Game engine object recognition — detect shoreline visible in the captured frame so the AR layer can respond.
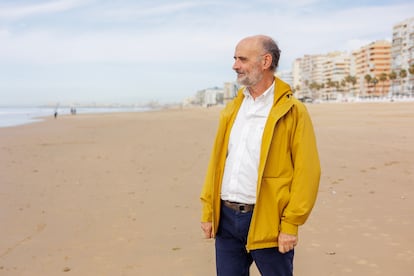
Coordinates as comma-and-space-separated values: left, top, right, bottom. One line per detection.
2, 98, 414, 128
0, 106, 158, 128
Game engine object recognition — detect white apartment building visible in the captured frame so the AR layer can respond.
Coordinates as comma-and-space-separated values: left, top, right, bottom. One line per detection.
294, 52, 350, 101
321, 51, 351, 100
223, 82, 238, 104
391, 16, 414, 96
292, 58, 302, 94
276, 70, 293, 88
296, 54, 324, 99
204, 87, 224, 107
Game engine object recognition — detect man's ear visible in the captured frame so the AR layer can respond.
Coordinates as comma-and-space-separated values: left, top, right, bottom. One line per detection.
262, 53, 272, 70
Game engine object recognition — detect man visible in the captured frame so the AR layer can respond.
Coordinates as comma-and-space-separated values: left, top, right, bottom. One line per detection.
200, 35, 321, 275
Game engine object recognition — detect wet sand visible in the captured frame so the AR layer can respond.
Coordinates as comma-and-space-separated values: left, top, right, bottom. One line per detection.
0, 102, 413, 275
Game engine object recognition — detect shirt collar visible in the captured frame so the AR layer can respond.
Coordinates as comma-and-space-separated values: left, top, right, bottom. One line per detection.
243, 81, 275, 101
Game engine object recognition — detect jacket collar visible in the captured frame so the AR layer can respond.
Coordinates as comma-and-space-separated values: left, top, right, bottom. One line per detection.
222, 76, 293, 120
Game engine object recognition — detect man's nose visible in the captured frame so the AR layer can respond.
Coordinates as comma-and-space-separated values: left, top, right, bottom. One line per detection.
232, 60, 239, 70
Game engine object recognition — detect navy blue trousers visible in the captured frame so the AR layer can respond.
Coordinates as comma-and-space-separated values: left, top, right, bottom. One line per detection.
215, 204, 294, 276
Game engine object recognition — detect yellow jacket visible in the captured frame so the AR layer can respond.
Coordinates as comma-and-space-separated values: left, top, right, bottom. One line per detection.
200, 77, 321, 251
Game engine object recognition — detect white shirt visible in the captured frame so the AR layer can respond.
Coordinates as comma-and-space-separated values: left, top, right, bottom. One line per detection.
221, 81, 275, 204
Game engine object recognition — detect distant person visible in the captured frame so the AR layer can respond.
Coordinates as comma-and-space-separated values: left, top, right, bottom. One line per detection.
200, 35, 321, 275
54, 111, 58, 119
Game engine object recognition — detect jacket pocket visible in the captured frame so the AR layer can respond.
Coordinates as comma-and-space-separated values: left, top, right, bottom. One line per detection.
250, 177, 290, 244
262, 177, 290, 213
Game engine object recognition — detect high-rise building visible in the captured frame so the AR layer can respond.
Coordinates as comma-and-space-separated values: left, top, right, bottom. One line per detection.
321, 51, 351, 100
391, 16, 414, 96
292, 58, 302, 95
275, 70, 293, 88
297, 54, 324, 99
223, 82, 238, 104
352, 40, 391, 97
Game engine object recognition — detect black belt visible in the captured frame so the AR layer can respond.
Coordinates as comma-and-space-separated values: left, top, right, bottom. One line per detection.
222, 200, 255, 213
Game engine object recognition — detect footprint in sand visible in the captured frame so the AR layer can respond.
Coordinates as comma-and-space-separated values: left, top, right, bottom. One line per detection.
384, 161, 399, 166
0, 223, 46, 258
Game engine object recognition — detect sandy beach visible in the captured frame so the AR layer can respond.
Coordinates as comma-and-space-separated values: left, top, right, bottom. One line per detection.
0, 102, 413, 275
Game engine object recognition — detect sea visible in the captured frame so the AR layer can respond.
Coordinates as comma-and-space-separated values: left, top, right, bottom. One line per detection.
0, 106, 153, 128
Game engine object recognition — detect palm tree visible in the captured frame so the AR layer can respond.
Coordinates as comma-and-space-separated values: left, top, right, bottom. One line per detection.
294, 85, 301, 94
346, 75, 357, 97
379, 73, 387, 97
364, 74, 372, 97
389, 71, 397, 97
344, 75, 353, 95
325, 78, 335, 100
372, 77, 379, 97
409, 64, 414, 75
309, 81, 318, 100
399, 69, 407, 95
303, 80, 310, 98
341, 79, 346, 88
334, 81, 340, 100
409, 65, 414, 97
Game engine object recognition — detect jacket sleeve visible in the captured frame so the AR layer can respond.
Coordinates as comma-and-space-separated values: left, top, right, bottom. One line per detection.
200, 112, 226, 223
200, 153, 215, 222
280, 102, 321, 235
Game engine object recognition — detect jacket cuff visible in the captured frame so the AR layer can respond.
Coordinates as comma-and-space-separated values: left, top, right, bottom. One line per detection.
280, 221, 298, 235
201, 204, 212, 222
201, 212, 212, 222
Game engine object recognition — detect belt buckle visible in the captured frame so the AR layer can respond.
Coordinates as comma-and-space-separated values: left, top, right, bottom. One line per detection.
239, 204, 251, 213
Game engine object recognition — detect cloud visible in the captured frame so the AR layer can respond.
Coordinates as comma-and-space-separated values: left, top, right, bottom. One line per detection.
0, 1, 413, 69
0, 0, 86, 20
0, 27, 237, 66
95, 1, 217, 20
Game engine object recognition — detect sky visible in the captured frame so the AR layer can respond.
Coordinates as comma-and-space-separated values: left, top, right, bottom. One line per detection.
0, 0, 413, 106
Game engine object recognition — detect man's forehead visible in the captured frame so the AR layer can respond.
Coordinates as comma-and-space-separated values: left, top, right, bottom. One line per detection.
235, 37, 262, 53
234, 43, 259, 58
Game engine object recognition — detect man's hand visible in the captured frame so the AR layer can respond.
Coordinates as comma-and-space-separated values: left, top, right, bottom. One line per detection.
278, 232, 298, 253
201, 222, 213, 239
